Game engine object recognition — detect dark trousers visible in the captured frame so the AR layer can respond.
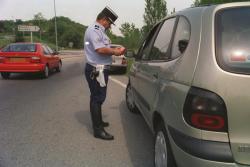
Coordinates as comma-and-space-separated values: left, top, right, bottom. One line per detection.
85, 63, 109, 130
85, 63, 109, 105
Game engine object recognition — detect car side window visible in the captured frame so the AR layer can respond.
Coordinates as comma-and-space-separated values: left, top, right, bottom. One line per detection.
171, 16, 191, 59
42, 46, 50, 55
46, 46, 54, 54
138, 23, 161, 61
149, 18, 176, 60
2, 45, 10, 52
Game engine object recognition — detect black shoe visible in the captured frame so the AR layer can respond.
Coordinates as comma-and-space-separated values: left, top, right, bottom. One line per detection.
94, 129, 114, 140
102, 121, 109, 127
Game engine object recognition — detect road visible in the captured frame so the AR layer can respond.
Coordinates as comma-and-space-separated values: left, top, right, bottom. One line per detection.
0, 51, 154, 167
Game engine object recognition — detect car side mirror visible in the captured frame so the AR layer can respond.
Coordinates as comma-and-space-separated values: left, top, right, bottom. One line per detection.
178, 40, 189, 54
53, 51, 59, 55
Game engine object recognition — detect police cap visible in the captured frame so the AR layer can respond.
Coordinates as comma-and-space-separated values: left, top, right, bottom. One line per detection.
100, 6, 118, 25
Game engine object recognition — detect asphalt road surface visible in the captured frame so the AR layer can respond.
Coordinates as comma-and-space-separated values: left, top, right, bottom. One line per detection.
0, 51, 154, 167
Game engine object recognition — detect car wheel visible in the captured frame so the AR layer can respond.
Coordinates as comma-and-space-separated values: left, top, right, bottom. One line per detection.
1, 72, 10, 79
155, 122, 176, 167
56, 61, 62, 72
126, 82, 139, 113
42, 65, 49, 78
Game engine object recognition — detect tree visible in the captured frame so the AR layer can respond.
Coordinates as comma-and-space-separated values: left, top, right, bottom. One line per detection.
143, 0, 167, 36
0, 20, 15, 34
119, 23, 141, 50
33, 13, 46, 30
120, 23, 132, 37
15, 33, 24, 42
46, 16, 86, 49
60, 28, 83, 49
170, 8, 176, 14
106, 30, 125, 48
0, 21, 4, 33
34, 13, 46, 23
193, 0, 200, 6
33, 13, 46, 41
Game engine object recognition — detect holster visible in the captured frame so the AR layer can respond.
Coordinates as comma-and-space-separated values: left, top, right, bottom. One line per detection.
90, 68, 99, 80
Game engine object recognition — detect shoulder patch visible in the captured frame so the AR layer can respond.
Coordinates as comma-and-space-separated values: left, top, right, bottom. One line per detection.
94, 25, 100, 30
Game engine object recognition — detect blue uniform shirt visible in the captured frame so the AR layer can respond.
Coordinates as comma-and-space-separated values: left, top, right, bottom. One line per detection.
84, 22, 112, 65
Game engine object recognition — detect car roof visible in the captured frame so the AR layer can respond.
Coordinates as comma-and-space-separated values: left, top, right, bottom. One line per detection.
163, 2, 250, 20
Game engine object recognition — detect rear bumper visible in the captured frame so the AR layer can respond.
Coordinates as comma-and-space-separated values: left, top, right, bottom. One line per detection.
0, 63, 46, 72
167, 126, 247, 167
109, 64, 127, 71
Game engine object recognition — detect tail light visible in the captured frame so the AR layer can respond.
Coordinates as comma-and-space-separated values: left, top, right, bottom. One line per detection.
122, 58, 127, 65
30, 56, 41, 63
183, 87, 228, 132
0, 56, 5, 63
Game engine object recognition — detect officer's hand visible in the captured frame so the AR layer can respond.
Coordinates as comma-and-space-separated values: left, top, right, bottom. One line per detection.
113, 47, 126, 56
119, 47, 126, 55
113, 48, 123, 56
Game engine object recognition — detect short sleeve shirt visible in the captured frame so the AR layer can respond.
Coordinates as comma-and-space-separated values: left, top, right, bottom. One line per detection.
84, 22, 112, 65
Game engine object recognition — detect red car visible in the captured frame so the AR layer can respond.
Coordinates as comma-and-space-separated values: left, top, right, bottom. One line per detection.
0, 43, 62, 79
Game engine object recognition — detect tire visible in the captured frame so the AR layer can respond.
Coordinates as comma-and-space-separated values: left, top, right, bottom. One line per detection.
42, 65, 49, 78
126, 82, 139, 113
155, 122, 176, 167
56, 61, 62, 72
1, 72, 10, 79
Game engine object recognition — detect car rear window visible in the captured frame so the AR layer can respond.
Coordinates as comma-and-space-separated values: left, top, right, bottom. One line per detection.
2, 44, 36, 52
216, 7, 250, 74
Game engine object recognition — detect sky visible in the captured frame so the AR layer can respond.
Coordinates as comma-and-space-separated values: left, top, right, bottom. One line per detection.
0, 0, 194, 36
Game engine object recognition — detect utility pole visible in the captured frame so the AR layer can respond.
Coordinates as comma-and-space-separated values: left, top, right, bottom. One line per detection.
39, 19, 41, 41
53, 0, 58, 51
11, 16, 15, 40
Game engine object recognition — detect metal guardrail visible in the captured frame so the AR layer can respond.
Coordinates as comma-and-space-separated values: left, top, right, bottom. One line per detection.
59, 50, 83, 55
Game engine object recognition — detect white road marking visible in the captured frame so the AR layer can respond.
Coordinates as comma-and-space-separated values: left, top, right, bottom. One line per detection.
109, 77, 126, 88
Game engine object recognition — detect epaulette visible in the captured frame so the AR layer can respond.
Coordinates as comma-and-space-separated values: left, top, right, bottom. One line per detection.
94, 25, 100, 30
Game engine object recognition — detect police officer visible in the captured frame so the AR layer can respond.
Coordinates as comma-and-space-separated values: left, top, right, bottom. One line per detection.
84, 7, 125, 140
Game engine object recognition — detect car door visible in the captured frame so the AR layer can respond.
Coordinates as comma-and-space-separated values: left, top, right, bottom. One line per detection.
46, 45, 58, 68
42, 45, 53, 68
134, 18, 177, 123
130, 23, 162, 115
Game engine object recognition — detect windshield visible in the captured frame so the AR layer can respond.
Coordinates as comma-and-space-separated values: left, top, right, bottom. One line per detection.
216, 7, 250, 74
2, 44, 36, 52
